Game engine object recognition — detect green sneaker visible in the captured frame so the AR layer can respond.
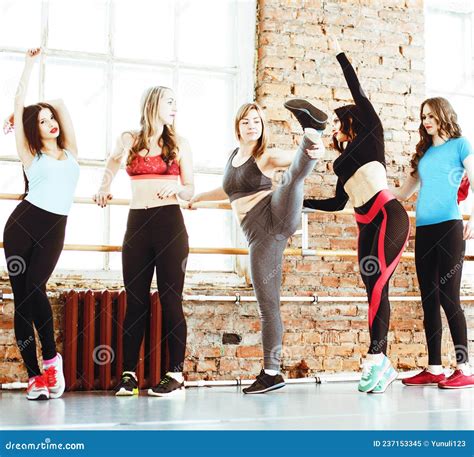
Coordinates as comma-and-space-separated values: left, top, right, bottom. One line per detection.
370, 366, 398, 394
358, 356, 391, 393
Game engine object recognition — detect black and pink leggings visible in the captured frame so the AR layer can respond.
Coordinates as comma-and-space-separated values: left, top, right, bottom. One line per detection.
355, 190, 410, 354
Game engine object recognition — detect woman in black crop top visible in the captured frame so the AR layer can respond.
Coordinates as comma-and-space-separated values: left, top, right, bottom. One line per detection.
304, 36, 410, 394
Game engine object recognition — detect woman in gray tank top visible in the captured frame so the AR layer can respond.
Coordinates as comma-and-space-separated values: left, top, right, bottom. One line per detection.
189, 100, 327, 393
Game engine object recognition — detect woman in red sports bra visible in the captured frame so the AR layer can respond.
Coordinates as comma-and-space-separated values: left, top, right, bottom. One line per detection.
94, 86, 194, 398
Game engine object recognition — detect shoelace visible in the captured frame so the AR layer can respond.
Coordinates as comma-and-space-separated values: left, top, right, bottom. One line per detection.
42, 366, 57, 387
30, 375, 48, 390
159, 376, 172, 385
361, 363, 375, 377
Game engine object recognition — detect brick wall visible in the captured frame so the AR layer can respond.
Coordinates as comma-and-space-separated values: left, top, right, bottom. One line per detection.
1, 0, 473, 384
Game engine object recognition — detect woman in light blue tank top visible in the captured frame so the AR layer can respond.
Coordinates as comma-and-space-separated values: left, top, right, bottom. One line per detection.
2, 48, 79, 400
393, 97, 474, 389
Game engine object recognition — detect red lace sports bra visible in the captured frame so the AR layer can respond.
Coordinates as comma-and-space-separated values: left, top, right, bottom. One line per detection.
126, 154, 180, 179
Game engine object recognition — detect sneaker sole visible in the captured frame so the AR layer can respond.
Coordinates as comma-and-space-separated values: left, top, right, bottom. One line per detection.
438, 384, 474, 390
147, 387, 185, 397
115, 388, 139, 396
243, 382, 286, 395
402, 382, 441, 387
27, 393, 49, 401
284, 99, 328, 124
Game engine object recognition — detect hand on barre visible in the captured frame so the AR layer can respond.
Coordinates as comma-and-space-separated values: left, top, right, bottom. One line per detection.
93, 190, 113, 208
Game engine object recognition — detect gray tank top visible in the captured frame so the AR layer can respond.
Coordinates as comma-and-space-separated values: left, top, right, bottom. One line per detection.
222, 148, 272, 203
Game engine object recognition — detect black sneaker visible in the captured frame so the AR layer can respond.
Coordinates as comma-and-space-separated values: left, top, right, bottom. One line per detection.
284, 99, 328, 131
148, 374, 185, 397
243, 369, 286, 394
114, 372, 139, 396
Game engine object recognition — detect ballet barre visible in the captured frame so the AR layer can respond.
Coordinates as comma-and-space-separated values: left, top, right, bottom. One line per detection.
1, 193, 473, 260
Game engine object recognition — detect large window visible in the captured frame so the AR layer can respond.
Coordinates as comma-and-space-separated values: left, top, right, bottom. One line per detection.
0, 0, 257, 274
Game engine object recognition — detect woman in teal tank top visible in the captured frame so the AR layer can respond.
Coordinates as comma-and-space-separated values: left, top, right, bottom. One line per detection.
2, 48, 79, 401
393, 97, 474, 389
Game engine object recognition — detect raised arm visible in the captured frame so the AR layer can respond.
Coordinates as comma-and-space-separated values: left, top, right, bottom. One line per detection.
329, 36, 380, 126
14, 48, 41, 168
45, 99, 78, 158
303, 178, 349, 212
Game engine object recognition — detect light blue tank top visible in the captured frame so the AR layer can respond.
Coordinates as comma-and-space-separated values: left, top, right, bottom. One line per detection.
25, 150, 80, 216
416, 137, 473, 227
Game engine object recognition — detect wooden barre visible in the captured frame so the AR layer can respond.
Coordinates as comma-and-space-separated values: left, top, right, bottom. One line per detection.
2, 241, 473, 261
0, 192, 471, 221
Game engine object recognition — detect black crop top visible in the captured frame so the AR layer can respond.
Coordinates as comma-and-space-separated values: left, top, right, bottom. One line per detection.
222, 148, 273, 203
304, 52, 385, 212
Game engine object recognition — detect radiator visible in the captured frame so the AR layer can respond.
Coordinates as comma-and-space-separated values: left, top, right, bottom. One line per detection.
62, 290, 167, 391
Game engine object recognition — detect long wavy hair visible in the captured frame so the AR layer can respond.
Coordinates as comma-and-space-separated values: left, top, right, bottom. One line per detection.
126, 86, 179, 166
21, 103, 66, 198
234, 103, 268, 159
410, 97, 462, 177
332, 104, 365, 153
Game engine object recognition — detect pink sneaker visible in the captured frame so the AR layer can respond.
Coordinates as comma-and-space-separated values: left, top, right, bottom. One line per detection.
27, 375, 49, 401
402, 369, 446, 386
438, 370, 474, 389
42, 353, 66, 399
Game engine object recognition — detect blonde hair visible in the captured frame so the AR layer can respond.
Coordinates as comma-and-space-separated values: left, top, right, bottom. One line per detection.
126, 86, 179, 166
234, 103, 268, 159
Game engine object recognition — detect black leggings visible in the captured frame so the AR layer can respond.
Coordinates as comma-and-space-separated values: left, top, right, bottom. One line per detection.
415, 220, 468, 365
3, 200, 66, 378
122, 204, 189, 373
355, 190, 410, 355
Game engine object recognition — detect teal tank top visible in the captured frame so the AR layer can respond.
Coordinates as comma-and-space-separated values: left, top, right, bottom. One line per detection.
24, 150, 80, 216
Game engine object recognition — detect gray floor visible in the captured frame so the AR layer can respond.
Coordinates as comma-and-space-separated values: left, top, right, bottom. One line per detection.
1, 381, 473, 430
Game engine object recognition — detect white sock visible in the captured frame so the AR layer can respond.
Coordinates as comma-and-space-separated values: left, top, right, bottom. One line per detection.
264, 369, 279, 376
167, 372, 184, 383
427, 365, 443, 375
457, 363, 472, 376
123, 371, 137, 380
366, 353, 384, 364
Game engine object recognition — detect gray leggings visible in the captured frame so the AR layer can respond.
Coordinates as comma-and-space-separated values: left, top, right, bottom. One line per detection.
240, 135, 316, 370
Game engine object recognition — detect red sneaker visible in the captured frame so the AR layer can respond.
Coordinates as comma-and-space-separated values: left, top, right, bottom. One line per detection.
438, 370, 474, 389
402, 369, 446, 386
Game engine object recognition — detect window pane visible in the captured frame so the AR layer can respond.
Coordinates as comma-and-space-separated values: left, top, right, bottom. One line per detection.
0, 161, 24, 194
111, 64, 173, 142
113, 0, 175, 61
184, 173, 233, 271
57, 204, 105, 270
43, 58, 107, 160
177, 0, 236, 67
425, 11, 467, 90
0, 54, 40, 159
177, 71, 235, 169
48, 0, 108, 53
0, 0, 41, 49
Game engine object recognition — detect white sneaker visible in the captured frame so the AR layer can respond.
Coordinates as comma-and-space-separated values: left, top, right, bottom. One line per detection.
43, 353, 65, 399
